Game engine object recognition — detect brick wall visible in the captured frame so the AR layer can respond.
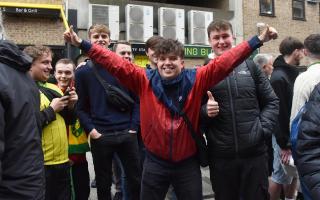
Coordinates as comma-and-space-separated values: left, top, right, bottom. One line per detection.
3, 15, 65, 45
1, 0, 65, 45
243, 0, 320, 55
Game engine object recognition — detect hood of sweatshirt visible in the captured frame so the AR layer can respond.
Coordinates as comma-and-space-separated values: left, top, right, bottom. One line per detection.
0, 40, 32, 72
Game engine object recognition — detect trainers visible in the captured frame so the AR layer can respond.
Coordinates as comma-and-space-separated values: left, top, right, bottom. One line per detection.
91, 179, 96, 188
113, 192, 123, 200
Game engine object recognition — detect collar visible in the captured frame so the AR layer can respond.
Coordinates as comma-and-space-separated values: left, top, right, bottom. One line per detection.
146, 69, 196, 115
308, 62, 320, 71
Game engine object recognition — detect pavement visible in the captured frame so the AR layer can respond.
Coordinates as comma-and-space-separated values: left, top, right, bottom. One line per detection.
86, 152, 215, 200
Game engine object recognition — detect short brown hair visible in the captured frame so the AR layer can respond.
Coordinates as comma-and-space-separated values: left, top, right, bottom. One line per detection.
88, 24, 111, 38
145, 35, 164, 51
55, 58, 75, 70
207, 19, 233, 38
304, 34, 320, 56
279, 36, 304, 56
112, 40, 131, 52
23, 45, 52, 62
154, 39, 184, 59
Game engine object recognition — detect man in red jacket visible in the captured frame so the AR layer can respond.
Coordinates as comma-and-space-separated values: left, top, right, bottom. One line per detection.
64, 25, 277, 200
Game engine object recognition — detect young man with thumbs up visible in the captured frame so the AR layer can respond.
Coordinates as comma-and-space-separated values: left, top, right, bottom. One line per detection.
201, 20, 279, 200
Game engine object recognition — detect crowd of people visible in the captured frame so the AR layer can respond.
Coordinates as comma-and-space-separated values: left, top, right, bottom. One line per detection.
1, 8, 320, 200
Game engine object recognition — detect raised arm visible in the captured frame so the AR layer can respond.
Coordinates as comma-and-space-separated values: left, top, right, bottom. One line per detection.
196, 26, 278, 92
64, 26, 145, 95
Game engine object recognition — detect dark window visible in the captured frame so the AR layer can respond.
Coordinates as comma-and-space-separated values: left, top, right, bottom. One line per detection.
260, 0, 275, 16
293, 0, 305, 20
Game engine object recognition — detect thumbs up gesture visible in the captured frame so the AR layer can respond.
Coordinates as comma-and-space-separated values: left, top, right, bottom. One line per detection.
206, 91, 219, 118
258, 25, 278, 43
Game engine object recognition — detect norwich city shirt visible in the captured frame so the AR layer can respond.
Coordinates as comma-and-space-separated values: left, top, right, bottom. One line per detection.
39, 82, 69, 165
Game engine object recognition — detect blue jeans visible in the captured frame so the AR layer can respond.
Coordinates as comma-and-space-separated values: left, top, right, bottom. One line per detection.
141, 152, 202, 200
91, 130, 141, 200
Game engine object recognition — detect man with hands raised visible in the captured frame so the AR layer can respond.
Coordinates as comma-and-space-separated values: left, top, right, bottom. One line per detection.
64, 22, 277, 199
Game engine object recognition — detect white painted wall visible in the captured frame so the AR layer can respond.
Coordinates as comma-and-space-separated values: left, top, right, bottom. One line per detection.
0, 12, 5, 40
229, 0, 243, 44
67, 0, 89, 29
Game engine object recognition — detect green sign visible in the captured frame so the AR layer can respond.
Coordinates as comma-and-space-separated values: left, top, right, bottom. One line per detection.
184, 45, 212, 58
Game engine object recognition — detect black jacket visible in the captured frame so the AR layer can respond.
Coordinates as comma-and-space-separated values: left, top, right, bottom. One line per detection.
0, 40, 45, 199
201, 60, 279, 158
296, 83, 320, 199
270, 55, 299, 149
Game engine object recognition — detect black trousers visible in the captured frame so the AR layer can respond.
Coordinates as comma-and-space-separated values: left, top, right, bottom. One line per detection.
209, 153, 269, 200
141, 153, 202, 200
71, 161, 90, 200
45, 162, 71, 200
90, 130, 141, 200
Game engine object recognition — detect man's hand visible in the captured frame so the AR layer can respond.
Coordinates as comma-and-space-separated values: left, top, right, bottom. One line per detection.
280, 148, 292, 165
206, 91, 219, 118
89, 128, 102, 139
67, 87, 78, 109
258, 25, 278, 43
63, 25, 82, 47
50, 96, 69, 112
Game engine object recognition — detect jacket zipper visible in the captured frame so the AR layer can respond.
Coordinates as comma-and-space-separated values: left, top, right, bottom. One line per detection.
233, 71, 239, 97
169, 113, 174, 161
227, 75, 239, 154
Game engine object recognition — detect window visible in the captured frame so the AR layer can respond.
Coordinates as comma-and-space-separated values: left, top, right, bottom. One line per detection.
260, 0, 275, 16
293, 0, 305, 20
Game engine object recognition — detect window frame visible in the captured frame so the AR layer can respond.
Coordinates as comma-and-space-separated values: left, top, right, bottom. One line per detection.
259, 0, 275, 17
292, 0, 306, 21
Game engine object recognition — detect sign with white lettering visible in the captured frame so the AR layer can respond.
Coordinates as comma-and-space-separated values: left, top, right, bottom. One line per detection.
0, 7, 60, 18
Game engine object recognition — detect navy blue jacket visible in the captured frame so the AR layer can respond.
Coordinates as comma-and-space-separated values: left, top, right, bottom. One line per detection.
75, 61, 140, 134
296, 82, 320, 198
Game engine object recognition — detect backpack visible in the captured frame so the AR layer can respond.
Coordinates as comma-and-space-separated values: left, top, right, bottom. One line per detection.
290, 105, 306, 160
290, 105, 313, 200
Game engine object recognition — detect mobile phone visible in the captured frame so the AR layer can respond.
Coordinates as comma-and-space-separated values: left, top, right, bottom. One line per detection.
64, 88, 70, 96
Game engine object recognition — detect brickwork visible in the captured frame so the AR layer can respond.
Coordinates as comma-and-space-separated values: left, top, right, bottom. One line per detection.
3, 15, 65, 45
243, 0, 320, 55
1, 0, 65, 45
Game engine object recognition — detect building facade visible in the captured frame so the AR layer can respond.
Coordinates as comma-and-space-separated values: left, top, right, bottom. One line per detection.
243, 0, 320, 57
1, 0, 319, 66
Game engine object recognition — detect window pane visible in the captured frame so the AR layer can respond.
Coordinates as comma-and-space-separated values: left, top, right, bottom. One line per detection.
293, 1, 304, 19
260, 0, 273, 15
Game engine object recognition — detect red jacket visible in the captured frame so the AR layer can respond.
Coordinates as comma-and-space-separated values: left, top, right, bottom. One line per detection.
83, 39, 256, 162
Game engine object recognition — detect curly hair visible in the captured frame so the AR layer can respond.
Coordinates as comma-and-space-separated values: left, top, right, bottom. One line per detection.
23, 45, 53, 62
154, 39, 184, 59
